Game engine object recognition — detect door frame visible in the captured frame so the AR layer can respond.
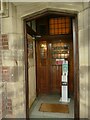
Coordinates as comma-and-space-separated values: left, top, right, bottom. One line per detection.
24, 9, 79, 119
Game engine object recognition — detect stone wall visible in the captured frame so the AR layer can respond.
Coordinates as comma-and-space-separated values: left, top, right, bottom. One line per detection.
0, 3, 26, 118
78, 6, 89, 118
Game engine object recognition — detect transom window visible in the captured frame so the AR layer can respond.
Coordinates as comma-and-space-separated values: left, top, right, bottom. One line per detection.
29, 16, 72, 36
49, 17, 71, 35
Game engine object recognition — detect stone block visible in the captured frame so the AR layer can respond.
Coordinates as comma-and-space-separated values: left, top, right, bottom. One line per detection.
2, 67, 10, 82
8, 34, 24, 50
0, 34, 9, 50
0, 51, 2, 66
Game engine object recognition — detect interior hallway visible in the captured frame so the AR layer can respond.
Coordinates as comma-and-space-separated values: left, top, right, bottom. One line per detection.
29, 94, 74, 118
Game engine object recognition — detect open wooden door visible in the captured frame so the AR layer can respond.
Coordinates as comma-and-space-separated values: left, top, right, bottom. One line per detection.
36, 40, 49, 94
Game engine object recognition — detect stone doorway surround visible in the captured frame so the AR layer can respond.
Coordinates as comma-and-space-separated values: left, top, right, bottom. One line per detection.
24, 7, 79, 119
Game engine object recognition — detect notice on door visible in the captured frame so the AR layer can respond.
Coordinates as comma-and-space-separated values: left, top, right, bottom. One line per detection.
56, 59, 64, 65
62, 63, 68, 73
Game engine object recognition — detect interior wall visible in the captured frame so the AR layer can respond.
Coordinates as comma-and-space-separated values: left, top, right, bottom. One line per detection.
27, 34, 36, 108
0, 2, 89, 119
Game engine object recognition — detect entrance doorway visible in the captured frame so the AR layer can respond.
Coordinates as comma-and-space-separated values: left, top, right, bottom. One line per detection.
36, 36, 74, 96
24, 9, 79, 119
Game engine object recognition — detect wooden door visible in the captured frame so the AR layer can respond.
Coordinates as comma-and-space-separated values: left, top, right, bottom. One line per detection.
36, 40, 49, 94
48, 42, 62, 94
36, 37, 74, 95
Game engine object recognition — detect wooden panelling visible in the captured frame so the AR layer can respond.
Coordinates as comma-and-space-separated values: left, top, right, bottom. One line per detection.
50, 65, 62, 94
36, 36, 74, 95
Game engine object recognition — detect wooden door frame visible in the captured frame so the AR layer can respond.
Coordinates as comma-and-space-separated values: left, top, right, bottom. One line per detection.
24, 20, 29, 118
23, 9, 79, 119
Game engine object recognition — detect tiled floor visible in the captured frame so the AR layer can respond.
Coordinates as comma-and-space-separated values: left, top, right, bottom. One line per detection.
29, 94, 74, 118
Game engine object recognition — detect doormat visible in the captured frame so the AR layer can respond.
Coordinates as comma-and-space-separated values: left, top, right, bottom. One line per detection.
39, 103, 69, 113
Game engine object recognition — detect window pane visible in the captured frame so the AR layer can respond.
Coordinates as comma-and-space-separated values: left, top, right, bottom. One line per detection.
50, 29, 54, 35
49, 17, 71, 35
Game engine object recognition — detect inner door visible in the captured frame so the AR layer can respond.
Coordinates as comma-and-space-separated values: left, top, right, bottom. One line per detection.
36, 40, 49, 94
49, 41, 62, 94
36, 37, 73, 95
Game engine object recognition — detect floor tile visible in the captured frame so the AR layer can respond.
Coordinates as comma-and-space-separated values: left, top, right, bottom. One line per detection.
29, 94, 74, 118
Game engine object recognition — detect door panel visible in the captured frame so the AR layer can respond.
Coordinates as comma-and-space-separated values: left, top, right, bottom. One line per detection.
50, 65, 62, 93
36, 41, 49, 94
